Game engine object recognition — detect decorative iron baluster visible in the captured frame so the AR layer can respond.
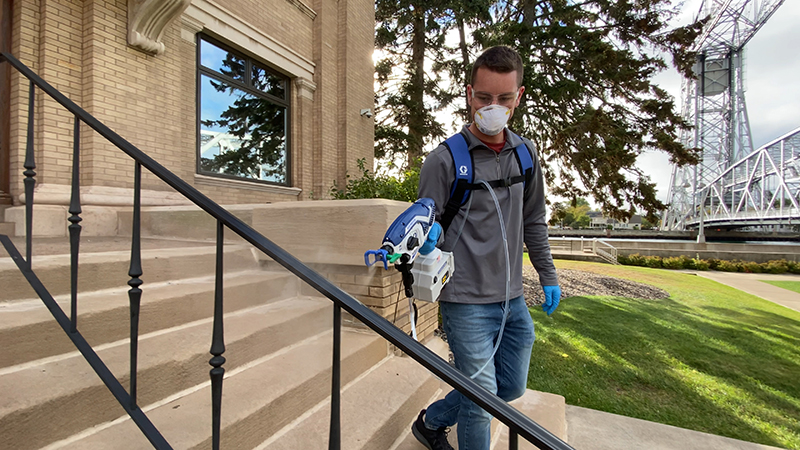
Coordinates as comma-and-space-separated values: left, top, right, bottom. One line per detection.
209, 220, 226, 450
509, 430, 518, 449
23, 81, 36, 267
128, 161, 143, 409
68, 116, 82, 333
329, 304, 341, 450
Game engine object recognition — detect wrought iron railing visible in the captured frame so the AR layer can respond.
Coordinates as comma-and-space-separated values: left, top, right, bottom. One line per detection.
0, 51, 574, 450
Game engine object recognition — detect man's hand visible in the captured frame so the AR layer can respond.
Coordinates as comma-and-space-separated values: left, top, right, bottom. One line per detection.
419, 222, 441, 255
541, 285, 561, 315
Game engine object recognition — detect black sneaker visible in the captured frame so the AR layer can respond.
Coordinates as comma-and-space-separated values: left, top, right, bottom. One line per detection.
411, 409, 454, 450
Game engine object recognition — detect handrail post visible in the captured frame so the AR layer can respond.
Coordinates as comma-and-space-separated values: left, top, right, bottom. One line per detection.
23, 80, 36, 267
127, 162, 143, 409
68, 116, 82, 333
329, 303, 341, 450
209, 220, 227, 450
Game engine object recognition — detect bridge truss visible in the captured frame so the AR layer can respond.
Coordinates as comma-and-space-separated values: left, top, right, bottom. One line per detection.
686, 127, 800, 229
662, 0, 791, 230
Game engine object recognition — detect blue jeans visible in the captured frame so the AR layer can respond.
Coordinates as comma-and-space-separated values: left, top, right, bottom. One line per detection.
424, 295, 535, 450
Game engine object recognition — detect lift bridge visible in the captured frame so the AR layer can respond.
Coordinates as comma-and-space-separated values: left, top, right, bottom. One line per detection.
662, 0, 798, 232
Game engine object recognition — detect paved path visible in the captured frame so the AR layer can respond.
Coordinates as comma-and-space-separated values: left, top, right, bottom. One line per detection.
695, 271, 800, 313
567, 406, 786, 450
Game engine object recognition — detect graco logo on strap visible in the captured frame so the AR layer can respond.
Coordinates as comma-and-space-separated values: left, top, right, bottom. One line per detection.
459, 165, 468, 175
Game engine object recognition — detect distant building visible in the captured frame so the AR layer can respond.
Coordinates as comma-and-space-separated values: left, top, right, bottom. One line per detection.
590, 212, 643, 230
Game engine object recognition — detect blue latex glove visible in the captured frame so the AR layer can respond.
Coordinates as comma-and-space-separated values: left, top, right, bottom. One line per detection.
542, 285, 561, 315
419, 222, 441, 255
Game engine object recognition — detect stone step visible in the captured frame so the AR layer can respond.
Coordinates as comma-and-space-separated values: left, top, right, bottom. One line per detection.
392, 386, 567, 449
0, 222, 14, 235
49, 329, 388, 450
0, 243, 260, 302
0, 296, 335, 450
0, 269, 299, 368
492, 390, 568, 449
258, 353, 439, 450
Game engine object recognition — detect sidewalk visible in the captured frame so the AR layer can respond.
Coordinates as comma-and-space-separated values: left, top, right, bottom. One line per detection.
695, 270, 800, 313
567, 405, 786, 450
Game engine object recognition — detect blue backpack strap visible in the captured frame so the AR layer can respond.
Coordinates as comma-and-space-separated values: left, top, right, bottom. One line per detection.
509, 131, 534, 188
441, 133, 472, 233
439, 131, 533, 233
444, 133, 472, 204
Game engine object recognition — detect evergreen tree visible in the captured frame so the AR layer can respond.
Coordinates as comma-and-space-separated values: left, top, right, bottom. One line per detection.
375, 0, 474, 169
472, 0, 704, 221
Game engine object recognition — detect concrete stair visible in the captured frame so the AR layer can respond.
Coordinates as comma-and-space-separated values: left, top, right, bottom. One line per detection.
0, 205, 14, 236
259, 354, 440, 450
391, 385, 567, 450
0, 236, 568, 450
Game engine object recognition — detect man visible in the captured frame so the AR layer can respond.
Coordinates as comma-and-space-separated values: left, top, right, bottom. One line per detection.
412, 45, 561, 450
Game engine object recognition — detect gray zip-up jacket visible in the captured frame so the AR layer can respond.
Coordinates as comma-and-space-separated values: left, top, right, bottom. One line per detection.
418, 125, 558, 304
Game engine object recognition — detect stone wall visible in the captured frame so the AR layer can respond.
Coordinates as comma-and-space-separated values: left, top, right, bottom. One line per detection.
549, 238, 800, 264
118, 199, 440, 342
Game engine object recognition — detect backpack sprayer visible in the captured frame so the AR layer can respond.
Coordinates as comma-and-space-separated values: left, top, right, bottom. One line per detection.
364, 198, 454, 340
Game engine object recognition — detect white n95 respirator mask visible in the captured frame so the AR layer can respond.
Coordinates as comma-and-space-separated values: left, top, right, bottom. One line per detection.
474, 105, 511, 136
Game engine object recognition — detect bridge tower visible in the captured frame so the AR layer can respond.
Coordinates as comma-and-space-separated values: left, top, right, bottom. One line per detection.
663, 0, 786, 230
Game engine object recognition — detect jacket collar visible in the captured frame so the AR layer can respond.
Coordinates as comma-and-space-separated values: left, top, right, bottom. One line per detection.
461, 124, 523, 152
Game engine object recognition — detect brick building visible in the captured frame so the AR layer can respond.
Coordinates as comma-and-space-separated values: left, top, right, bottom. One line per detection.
0, 0, 375, 233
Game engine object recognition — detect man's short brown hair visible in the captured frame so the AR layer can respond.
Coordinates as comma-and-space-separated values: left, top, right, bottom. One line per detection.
470, 46, 524, 87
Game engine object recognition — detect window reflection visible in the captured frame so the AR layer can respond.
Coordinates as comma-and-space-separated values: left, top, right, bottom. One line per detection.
197, 36, 289, 184
199, 74, 287, 182
200, 39, 245, 83
253, 63, 286, 99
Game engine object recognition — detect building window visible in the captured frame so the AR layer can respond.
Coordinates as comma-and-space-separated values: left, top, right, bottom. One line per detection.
197, 35, 290, 184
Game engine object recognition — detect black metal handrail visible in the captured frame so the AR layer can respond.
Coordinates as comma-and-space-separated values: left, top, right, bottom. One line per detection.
0, 51, 574, 450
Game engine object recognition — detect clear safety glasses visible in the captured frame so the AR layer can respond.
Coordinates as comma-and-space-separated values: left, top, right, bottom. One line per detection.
471, 89, 520, 108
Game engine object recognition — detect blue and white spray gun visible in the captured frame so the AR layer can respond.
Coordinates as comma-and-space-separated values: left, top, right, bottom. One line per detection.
364, 198, 454, 339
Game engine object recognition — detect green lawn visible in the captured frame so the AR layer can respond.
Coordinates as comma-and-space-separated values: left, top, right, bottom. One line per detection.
527, 260, 800, 449
762, 280, 800, 294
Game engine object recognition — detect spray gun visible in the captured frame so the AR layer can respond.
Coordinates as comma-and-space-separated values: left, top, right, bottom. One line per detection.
364, 198, 454, 339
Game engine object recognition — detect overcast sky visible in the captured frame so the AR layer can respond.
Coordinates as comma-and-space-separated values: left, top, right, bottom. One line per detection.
643, 0, 800, 202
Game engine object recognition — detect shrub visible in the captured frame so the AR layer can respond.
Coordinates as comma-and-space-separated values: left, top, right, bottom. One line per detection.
707, 258, 722, 270
787, 260, 800, 275
762, 260, 789, 274
678, 255, 695, 270
617, 254, 630, 265
627, 253, 646, 267
644, 255, 663, 268
717, 260, 739, 272
693, 259, 710, 270
662, 256, 685, 270
329, 158, 420, 202
742, 261, 762, 273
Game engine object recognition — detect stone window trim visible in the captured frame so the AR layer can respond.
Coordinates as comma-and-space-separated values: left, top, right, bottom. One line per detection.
182, 0, 315, 82
194, 174, 302, 197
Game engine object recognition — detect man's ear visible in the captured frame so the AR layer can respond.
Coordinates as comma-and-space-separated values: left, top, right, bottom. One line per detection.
515, 86, 525, 107
466, 85, 473, 108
